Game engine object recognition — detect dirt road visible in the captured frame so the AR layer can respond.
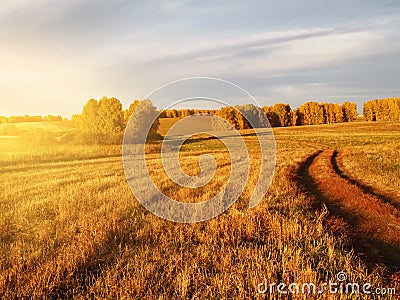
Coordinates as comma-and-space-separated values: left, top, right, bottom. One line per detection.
296, 149, 400, 278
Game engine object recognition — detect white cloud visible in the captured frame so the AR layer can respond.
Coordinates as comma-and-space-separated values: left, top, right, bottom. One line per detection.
239, 30, 385, 75
1, 0, 400, 116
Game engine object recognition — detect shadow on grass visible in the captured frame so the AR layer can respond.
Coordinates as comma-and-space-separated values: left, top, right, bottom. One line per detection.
331, 150, 400, 211
295, 150, 400, 273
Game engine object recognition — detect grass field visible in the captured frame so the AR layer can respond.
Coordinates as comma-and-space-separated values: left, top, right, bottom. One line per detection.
0, 120, 75, 135
1, 121, 400, 298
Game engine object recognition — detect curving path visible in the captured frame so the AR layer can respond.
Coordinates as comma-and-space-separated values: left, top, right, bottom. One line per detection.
297, 149, 400, 276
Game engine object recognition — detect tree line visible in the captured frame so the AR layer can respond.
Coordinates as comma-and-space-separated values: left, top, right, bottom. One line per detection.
0, 115, 62, 123
160, 102, 358, 128
363, 98, 400, 121
9, 97, 399, 146
72, 98, 360, 138
160, 109, 216, 118
71, 97, 160, 144
210, 102, 358, 129
264, 101, 358, 127
213, 105, 268, 130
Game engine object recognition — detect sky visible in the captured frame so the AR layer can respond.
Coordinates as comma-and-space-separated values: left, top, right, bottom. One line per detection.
1, 0, 400, 117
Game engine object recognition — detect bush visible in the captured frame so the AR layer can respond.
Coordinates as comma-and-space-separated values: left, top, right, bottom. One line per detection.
146, 131, 163, 142
17, 129, 59, 147
59, 131, 124, 145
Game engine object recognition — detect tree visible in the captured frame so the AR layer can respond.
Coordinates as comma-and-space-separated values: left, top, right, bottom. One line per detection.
237, 104, 269, 128
320, 103, 336, 124
272, 103, 292, 126
215, 106, 242, 129
77, 98, 100, 133
73, 97, 125, 144
125, 99, 161, 142
342, 102, 358, 122
363, 98, 400, 121
291, 109, 300, 126
295, 101, 358, 125
97, 97, 124, 134
263, 106, 280, 127
298, 102, 324, 125
77, 97, 124, 135
334, 104, 344, 123
124, 100, 140, 126
214, 104, 269, 130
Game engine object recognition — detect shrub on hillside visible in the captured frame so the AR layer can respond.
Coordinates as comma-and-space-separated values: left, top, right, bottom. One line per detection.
17, 129, 58, 147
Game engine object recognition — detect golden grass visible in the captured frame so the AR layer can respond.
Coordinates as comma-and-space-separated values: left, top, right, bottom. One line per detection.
158, 117, 182, 136
1, 121, 399, 298
0, 120, 75, 134
338, 143, 400, 202
308, 149, 400, 265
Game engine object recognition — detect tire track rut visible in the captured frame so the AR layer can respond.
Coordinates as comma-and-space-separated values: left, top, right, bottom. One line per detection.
296, 149, 400, 276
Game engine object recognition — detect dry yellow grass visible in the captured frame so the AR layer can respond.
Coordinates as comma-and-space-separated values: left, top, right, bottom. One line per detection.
1, 121, 399, 299
158, 118, 181, 136
338, 143, 400, 202
0, 120, 75, 134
